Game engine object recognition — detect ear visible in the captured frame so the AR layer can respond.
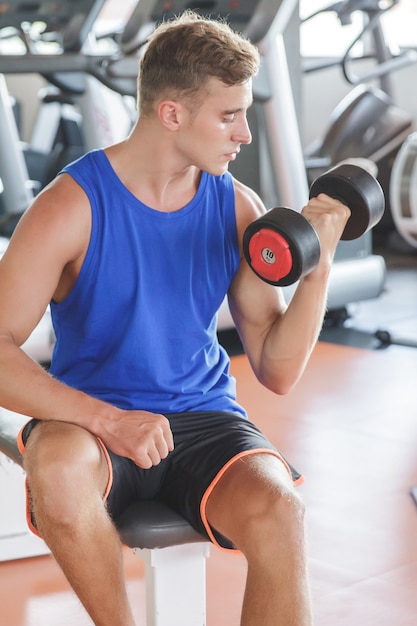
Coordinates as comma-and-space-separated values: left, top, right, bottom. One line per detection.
158, 100, 185, 131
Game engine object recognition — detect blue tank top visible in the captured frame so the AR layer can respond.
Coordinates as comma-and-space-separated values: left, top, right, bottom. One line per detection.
50, 150, 246, 417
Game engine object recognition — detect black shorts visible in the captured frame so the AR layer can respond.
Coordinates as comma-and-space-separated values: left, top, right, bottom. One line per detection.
19, 411, 303, 551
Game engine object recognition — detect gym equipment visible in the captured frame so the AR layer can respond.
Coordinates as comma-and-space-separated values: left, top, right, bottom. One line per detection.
310, 0, 417, 96
0, 0, 137, 235
375, 329, 417, 350
390, 131, 417, 248
302, 0, 416, 240
0, 0, 104, 230
0, 0, 105, 49
0, 407, 210, 626
243, 163, 385, 286
309, 163, 384, 240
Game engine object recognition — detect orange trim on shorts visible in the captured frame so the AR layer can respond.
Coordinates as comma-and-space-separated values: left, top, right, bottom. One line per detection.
17, 422, 27, 457
97, 436, 113, 502
17, 421, 114, 538
200, 447, 304, 553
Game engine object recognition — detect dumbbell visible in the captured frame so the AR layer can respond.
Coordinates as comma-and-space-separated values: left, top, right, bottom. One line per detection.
243, 163, 385, 286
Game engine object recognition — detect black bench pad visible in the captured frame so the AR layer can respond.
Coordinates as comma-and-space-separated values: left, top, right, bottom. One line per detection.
116, 500, 205, 549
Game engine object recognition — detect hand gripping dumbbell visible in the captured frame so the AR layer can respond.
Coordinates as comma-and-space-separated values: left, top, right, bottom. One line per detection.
243, 163, 385, 286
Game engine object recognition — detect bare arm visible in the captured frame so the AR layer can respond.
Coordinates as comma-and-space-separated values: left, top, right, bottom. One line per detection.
229, 179, 350, 395
0, 176, 173, 467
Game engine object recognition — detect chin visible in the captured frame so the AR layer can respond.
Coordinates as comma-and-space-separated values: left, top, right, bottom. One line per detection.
206, 163, 230, 177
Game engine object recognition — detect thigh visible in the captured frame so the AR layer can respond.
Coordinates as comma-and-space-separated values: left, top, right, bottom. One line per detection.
159, 411, 302, 550
20, 419, 169, 528
204, 452, 300, 549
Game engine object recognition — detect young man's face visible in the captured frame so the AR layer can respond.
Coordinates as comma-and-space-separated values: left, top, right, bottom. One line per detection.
176, 77, 253, 176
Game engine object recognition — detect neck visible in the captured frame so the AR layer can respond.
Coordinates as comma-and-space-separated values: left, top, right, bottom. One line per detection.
104, 121, 201, 212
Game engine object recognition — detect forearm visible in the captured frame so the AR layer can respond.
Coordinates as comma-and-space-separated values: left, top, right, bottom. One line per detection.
0, 336, 174, 466
0, 336, 118, 433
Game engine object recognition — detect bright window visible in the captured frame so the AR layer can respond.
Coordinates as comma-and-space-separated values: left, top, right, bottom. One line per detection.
300, 0, 417, 57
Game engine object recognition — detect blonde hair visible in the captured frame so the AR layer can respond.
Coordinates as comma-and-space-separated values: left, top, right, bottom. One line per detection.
138, 11, 260, 116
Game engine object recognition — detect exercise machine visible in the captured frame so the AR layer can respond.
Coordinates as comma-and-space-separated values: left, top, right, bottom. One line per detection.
390, 130, 417, 248
302, 0, 417, 243
0, 0, 137, 235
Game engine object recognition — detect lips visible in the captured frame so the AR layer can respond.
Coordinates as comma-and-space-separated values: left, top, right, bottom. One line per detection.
225, 149, 240, 161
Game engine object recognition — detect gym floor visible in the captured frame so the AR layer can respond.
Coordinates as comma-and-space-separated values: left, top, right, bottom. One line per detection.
0, 240, 416, 626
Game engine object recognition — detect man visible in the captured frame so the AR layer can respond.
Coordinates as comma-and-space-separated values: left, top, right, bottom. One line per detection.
0, 11, 350, 625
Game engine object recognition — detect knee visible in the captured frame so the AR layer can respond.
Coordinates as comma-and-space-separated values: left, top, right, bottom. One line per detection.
252, 483, 305, 532
238, 485, 306, 558
23, 421, 106, 526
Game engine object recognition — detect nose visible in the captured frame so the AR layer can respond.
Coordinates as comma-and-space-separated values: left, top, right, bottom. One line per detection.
233, 115, 252, 145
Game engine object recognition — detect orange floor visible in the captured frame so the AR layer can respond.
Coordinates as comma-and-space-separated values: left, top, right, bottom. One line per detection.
1, 342, 417, 625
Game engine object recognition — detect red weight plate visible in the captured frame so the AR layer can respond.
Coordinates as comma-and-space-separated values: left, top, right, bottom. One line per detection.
248, 228, 293, 283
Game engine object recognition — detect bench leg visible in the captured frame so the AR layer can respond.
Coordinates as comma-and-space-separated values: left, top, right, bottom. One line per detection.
134, 543, 210, 626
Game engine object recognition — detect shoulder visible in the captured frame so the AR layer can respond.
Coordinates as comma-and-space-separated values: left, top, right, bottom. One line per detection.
11, 173, 91, 265
0, 172, 93, 322
28, 172, 89, 226
232, 177, 267, 246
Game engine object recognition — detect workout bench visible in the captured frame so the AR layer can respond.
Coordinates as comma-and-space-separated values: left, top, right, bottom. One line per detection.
0, 408, 210, 626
